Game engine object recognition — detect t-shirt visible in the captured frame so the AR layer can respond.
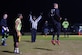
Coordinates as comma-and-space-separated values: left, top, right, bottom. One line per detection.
15, 18, 22, 31
62, 21, 69, 28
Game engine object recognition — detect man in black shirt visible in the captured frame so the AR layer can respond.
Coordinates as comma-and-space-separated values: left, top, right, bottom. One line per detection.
51, 3, 62, 45
0, 14, 9, 46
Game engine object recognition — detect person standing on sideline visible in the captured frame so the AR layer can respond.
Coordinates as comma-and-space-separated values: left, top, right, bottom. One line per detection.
13, 14, 23, 54
29, 12, 42, 42
62, 18, 69, 37
0, 14, 9, 46
51, 3, 62, 45
43, 21, 49, 37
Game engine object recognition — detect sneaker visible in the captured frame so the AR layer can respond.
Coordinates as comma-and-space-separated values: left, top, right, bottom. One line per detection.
14, 50, 20, 54
16, 51, 20, 54
14, 50, 16, 53
1, 43, 7, 46
14, 48, 21, 54
16, 51, 22, 54
51, 40, 56, 45
55, 40, 60, 45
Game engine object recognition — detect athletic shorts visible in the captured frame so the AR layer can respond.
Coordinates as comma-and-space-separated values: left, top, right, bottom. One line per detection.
13, 30, 19, 42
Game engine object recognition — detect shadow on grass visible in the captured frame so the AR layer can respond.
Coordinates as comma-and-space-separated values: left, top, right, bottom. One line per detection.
2, 51, 14, 53
22, 40, 31, 43
0, 45, 2, 46
34, 47, 53, 51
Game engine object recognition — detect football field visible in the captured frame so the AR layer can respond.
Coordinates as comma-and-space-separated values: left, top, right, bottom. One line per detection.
0, 35, 82, 55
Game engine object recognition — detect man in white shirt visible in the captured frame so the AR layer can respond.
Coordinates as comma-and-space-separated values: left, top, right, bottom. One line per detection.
29, 13, 42, 42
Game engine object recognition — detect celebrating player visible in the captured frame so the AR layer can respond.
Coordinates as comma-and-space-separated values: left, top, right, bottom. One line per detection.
29, 12, 42, 42
51, 3, 62, 45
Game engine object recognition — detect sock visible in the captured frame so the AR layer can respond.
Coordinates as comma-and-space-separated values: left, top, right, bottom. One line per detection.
14, 48, 19, 53
4, 37, 7, 41
16, 48, 19, 53
1, 38, 4, 43
14, 48, 16, 53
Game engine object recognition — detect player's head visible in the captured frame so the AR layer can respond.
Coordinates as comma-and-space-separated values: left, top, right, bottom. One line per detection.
53, 3, 58, 9
3, 14, 8, 19
65, 18, 67, 21
45, 21, 48, 23
18, 14, 23, 19
33, 16, 36, 21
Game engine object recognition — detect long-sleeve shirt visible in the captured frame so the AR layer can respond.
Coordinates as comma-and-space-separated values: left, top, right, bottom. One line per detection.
30, 15, 42, 30
0, 18, 7, 27
51, 8, 61, 22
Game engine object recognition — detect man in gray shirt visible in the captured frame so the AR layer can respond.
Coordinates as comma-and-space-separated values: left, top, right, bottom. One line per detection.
29, 13, 42, 42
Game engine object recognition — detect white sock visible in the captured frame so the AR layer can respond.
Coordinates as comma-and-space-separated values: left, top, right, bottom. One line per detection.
4, 37, 7, 41
14, 49, 16, 53
16, 48, 19, 53
1, 38, 4, 43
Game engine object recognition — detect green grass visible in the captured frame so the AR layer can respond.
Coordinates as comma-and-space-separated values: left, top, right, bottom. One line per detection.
0, 35, 82, 55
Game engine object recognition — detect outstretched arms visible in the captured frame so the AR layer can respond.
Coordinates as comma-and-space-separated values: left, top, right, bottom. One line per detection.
36, 13, 43, 22
29, 12, 33, 22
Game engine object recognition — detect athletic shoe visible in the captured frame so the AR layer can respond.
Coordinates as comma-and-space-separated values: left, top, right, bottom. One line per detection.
14, 52, 20, 54
51, 40, 56, 45
14, 50, 20, 54
55, 40, 60, 45
14, 49, 16, 53
14, 48, 21, 54
1, 43, 7, 46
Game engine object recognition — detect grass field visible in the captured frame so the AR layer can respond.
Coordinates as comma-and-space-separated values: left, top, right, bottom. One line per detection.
0, 35, 82, 55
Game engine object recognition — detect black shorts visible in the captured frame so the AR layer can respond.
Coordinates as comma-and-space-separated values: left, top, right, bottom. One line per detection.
13, 30, 19, 42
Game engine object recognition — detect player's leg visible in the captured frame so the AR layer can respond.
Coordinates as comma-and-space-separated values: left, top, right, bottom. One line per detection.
44, 29, 46, 37
15, 42, 20, 54
51, 28, 56, 45
5, 27, 9, 39
67, 28, 69, 37
45, 29, 49, 37
3, 30, 9, 45
31, 29, 35, 42
64, 28, 66, 37
18, 32, 21, 42
57, 29, 60, 40
34, 29, 36, 42
32, 29, 36, 42
14, 42, 20, 54
13, 31, 20, 54
52, 32, 55, 40
56, 22, 61, 45
34, 29, 37, 42
1, 28, 6, 46
31, 29, 33, 42
52, 25, 57, 40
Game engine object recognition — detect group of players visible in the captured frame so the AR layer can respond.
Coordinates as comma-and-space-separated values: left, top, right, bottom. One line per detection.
0, 14, 23, 54
0, 3, 69, 54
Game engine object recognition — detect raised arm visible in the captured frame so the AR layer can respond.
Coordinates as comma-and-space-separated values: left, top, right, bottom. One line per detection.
36, 15, 42, 22
29, 14, 33, 22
